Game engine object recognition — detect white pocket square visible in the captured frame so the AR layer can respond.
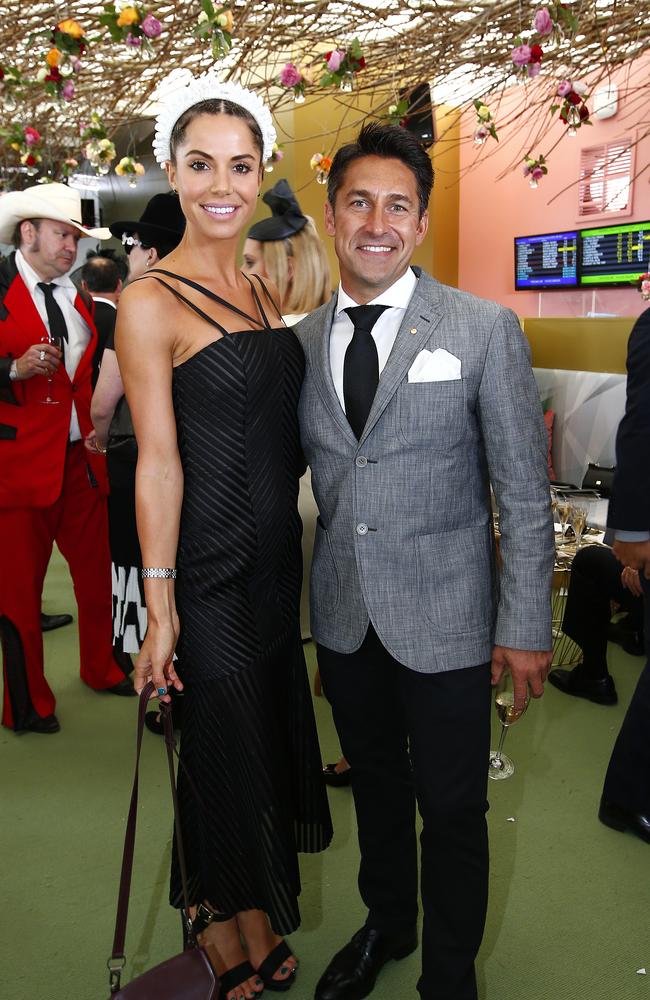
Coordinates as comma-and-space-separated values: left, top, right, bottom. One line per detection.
407, 348, 462, 383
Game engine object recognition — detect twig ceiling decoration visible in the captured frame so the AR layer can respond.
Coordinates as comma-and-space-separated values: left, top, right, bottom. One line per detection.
0, 0, 648, 189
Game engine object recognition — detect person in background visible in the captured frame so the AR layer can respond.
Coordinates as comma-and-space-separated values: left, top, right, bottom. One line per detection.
91, 193, 185, 692
243, 180, 349, 786
549, 543, 645, 705
599, 305, 650, 844
0, 183, 135, 735
81, 249, 126, 383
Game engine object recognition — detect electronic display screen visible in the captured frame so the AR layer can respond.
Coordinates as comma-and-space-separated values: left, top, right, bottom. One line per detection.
579, 221, 650, 286
514, 231, 579, 290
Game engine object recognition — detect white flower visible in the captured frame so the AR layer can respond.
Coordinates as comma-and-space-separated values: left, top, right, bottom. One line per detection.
36, 67, 48, 82
197, 10, 208, 24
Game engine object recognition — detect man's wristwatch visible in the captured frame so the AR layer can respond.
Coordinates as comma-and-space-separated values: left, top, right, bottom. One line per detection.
8, 361, 18, 381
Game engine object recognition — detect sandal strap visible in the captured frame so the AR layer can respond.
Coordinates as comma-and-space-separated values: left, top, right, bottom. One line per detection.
220, 960, 257, 993
190, 904, 233, 937
257, 940, 292, 983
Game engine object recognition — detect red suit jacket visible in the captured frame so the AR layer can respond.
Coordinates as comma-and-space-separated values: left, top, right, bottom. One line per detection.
0, 253, 108, 508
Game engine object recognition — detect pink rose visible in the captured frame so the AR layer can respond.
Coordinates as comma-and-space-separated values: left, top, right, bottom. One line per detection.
533, 8, 554, 36
24, 127, 42, 146
126, 33, 142, 46
511, 44, 532, 67
279, 63, 302, 88
70, 56, 82, 72
62, 79, 75, 100
557, 79, 572, 97
141, 13, 162, 38
528, 61, 541, 78
532, 166, 545, 180
326, 50, 344, 73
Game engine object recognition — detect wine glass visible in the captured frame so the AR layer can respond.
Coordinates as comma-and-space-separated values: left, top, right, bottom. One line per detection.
39, 333, 61, 405
569, 505, 587, 550
488, 673, 529, 780
556, 499, 571, 546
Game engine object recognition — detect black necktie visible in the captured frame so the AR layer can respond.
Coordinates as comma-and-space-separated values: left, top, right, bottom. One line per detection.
343, 304, 388, 439
37, 282, 68, 359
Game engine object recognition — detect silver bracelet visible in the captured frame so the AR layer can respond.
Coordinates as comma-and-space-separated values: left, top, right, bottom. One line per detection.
141, 567, 177, 579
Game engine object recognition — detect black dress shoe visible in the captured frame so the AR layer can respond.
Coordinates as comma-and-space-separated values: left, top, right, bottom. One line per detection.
548, 664, 617, 705
23, 713, 60, 734
622, 631, 646, 657
315, 925, 418, 1000
104, 677, 137, 697
40, 612, 73, 632
598, 798, 650, 844
323, 762, 352, 787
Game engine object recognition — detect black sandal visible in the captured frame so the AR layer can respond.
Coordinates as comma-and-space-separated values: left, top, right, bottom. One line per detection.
256, 940, 297, 992
220, 960, 262, 1000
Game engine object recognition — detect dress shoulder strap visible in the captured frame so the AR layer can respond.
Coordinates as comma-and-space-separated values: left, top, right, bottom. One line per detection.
132, 276, 229, 335
147, 269, 262, 328
247, 273, 284, 324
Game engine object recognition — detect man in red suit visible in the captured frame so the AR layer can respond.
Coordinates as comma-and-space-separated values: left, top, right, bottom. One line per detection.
0, 182, 135, 734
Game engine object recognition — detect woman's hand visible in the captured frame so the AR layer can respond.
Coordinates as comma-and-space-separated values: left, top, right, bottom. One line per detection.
134, 616, 183, 702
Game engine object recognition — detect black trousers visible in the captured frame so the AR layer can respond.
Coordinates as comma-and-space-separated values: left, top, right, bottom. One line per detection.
603, 576, 650, 814
561, 545, 644, 676
318, 625, 492, 1000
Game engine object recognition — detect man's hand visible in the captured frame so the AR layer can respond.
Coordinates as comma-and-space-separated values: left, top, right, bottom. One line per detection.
621, 565, 643, 597
491, 645, 552, 712
613, 539, 650, 579
15, 343, 62, 380
84, 429, 106, 455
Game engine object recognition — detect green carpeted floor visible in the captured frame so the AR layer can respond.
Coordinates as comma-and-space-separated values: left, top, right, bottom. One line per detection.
1, 548, 648, 1000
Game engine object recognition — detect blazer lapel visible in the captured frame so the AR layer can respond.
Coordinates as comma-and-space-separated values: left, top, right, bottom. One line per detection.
309, 294, 358, 446
359, 273, 445, 445
3, 276, 49, 355
73, 291, 97, 383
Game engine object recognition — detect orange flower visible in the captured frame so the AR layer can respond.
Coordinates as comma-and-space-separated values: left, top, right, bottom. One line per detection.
46, 48, 62, 67
116, 7, 140, 27
217, 9, 234, 33
320, 157, 332, 172
57, 18, 85, 38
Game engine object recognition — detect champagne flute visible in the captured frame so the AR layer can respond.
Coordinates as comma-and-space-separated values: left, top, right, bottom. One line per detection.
488, 673, 529, 780
569, 505, 587, 550
39, 332, 61, 405
556, 499, 571, 545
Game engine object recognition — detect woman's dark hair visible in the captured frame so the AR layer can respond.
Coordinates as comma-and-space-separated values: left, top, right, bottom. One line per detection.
170, 99, 263, 164
327, 122, 434, 219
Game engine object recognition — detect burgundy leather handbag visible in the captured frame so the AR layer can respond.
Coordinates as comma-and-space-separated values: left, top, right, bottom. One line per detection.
106, 684, 218, 999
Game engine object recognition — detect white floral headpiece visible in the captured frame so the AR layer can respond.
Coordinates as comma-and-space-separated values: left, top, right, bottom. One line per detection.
152, 68, 277, 166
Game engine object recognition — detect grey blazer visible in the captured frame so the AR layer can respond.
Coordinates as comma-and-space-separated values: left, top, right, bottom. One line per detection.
296, 268, 554, 673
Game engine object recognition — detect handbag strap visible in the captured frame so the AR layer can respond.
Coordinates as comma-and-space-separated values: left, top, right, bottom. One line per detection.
108, 683, 193, 994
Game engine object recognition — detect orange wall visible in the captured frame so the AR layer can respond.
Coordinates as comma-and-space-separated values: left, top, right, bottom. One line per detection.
458, 55, 650, 319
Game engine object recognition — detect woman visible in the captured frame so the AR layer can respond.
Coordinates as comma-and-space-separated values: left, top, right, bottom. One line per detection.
242, 178, 330, 323
91, 194, 185, 685
116, 69, 332, 1000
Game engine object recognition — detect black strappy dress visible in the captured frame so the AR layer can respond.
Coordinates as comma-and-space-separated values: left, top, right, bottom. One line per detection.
142, 270, 332, 934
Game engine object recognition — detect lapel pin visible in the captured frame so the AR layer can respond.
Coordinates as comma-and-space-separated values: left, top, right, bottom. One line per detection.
410, 327, 417, 335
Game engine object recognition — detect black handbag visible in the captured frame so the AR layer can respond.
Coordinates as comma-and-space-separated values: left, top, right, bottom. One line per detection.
107, 395, 138, 465
581, 463, 615, 498
106, 684, 219, 999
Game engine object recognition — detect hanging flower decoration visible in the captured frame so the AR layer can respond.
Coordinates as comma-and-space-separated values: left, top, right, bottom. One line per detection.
310, 152, 332, 186
522, 153, 548, 189
0, 123, 44, 177
31, 18, 86, 100
638, 273, 650, 301
81, 114, 117, 175
278, 63, 306, 104
472, 100, 498, 145
99, 3, 162, 50
264, 143, 284, 174
194, 2, 234, 60
511, 41, 544, 79
532, 4, 579, 44
321, 38, 365, 93
385, 99, 410, 127
551, 80, 591, 134
59, 157, 79, 181
0, 64, 24, 112
115, 155, 146, 186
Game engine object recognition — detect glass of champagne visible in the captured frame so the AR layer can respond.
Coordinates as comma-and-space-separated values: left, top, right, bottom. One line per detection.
488, 673, 529, 780
556, 499, 571, 546
569, 505, 587, 550
39, 332, 61, 405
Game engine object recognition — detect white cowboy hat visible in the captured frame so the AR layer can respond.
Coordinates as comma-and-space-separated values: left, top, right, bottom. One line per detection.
0, 182, 111, 244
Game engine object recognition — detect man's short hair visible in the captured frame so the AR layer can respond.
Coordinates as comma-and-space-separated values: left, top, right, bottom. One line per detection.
81, 252, 124, 293
12, 218, 40, 250
327, 123, 434, 219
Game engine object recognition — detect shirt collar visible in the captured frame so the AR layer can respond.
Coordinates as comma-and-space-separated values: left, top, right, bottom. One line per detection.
335, 266, 418, 318
15, 249, 76, 297
92, 296, 117, 309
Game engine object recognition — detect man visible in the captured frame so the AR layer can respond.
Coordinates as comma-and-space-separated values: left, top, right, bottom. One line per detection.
80, 250, 125, 383
599, 305, 650, 843
0, 182, 135, 736
297, 124, 554, 1000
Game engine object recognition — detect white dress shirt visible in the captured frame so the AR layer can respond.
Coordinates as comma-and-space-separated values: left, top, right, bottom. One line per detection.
16, 249, 91, 441
91, 296, 117, 310
330, 267, 418, 412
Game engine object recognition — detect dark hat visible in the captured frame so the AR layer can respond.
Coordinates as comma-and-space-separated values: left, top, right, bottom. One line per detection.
248, 179, 308, 242
108, 192, 186, 246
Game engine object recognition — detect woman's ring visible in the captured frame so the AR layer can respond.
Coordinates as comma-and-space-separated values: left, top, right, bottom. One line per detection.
39, 350, 46, 361
157, 687, 167, 696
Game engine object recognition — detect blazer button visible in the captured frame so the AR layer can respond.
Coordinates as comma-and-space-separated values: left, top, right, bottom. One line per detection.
355, 455, 368, 468
356, 522, 369, 536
